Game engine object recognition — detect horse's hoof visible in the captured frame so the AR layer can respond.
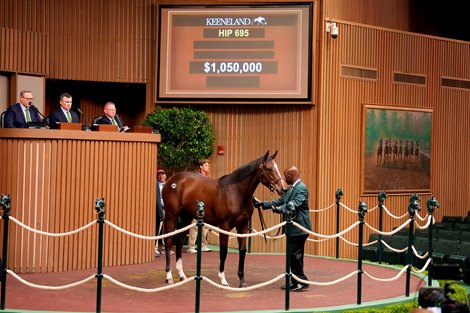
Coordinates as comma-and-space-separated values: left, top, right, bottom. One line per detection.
166, 278, 174, 284
239, 283, 247, 288
222, 282, 229, 287
179, 276, 187, 281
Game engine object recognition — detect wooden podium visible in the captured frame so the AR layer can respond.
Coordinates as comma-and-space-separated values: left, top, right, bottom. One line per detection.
57, 122, 83, 130
129, 126, 153, 133
0, 128, 161, 273
92, 124, 119, 132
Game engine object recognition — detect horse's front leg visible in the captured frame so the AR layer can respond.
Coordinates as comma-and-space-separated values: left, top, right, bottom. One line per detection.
218, 233, 229, 286
236, 225, 248, 288
175, 230, 188, 281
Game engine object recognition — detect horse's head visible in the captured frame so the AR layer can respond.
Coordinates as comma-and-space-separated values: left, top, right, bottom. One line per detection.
258, 151, 287, 196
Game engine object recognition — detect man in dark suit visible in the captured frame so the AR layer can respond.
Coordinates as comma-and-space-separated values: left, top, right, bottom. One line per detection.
4, 90, 42, 128
255, 166, 312, 292
155, 169, 166, 257
48, 93, 80, 128
96, 102, 128, 132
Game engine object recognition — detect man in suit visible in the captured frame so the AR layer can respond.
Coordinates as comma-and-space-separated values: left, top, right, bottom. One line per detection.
155, 168, 174, 257
4, 90, 42, 128
48, 93, 80, 128
96, 102, 128, 132
254, 166, 312, 292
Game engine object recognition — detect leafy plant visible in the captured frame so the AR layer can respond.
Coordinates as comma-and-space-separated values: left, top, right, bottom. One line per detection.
143, 106, 214, 172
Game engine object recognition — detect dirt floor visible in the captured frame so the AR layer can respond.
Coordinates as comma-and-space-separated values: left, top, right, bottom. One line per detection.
3, 252, 425, 313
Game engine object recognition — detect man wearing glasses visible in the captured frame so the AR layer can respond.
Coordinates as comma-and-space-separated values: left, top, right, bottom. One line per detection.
4, 90, 42, 128
96, 102, 129, 132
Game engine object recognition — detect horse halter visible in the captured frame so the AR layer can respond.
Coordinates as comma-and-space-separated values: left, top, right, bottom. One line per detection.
258, 164, 285, 193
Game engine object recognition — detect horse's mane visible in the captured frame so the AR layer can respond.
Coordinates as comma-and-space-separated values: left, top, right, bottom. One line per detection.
218, 155, 267, 185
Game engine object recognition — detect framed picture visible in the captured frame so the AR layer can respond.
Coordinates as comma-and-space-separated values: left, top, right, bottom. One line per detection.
361, 105, 432, 194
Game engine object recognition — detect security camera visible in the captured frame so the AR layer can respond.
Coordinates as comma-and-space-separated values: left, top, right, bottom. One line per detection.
326, 21, 338, 39
330, 24, 338, 39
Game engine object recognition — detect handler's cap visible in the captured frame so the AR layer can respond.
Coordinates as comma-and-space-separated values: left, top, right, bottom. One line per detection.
157, 169, 165, 174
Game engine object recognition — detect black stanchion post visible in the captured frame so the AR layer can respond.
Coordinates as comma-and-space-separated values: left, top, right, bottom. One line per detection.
0, 194, 12, 310
195, 201, 204, 313
95, 198, 106, 313
335, 188, 343, 259
406, 194, 420, 297
284, 202, 295, 311
357, 201, 368, 305
426, 196, 439, 286
377, 191, 387, 264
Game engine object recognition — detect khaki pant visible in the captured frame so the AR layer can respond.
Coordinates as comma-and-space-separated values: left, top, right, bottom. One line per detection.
188, 219, 209, 249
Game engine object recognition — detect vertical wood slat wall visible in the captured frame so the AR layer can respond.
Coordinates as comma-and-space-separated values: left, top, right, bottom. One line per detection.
0, 130, 159, 273
0, 27, 48, 74
315, 21, 470, 259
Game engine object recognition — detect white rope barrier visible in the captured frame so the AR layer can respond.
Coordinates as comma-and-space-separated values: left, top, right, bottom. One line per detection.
414, 215, 433, 230
412, 258, 432, 273
103, 274, 195, 292
293, 221, 360, 239
0, 208, 432, 302
1, 199, 441, 301
105, 220, 196, 240
309, 202, 336, 213
8, 217, 96, 237
292, 270, 359, 286
363, 265, 409, 282
7, 270, 95, 290
249, 228, 286, 240
366, 205, 379, 213
307, 236, 329, 243
380, 240, 409, 253
202, 274, 285, 291
415, 212, 429, 222
364, 219, 412, 236
339, 202, 359, 214
205, 221, 286, 238
382, 205, 409, 220
411, 245, 430, 259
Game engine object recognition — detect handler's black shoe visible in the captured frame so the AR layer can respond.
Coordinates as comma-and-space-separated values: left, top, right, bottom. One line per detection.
281, 283, 296, 290
291, 284, 309, 292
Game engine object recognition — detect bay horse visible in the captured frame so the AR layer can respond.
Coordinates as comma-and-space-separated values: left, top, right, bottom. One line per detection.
162, 151, 286, 287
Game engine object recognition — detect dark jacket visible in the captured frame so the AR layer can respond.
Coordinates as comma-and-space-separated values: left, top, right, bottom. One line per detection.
263, 180, 312, 236
96, 115, 124, 128
4, 103, 42, 128
48, 108, 80, 128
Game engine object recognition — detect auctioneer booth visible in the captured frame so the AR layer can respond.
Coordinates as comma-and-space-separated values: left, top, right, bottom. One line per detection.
0, 128, 160, 273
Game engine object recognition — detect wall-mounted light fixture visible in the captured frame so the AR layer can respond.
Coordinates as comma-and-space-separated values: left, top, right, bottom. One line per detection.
326, 21, 339, 39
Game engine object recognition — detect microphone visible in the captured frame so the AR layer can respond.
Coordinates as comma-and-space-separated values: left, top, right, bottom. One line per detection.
76, 107, 90, 130
29, 104, 49, 128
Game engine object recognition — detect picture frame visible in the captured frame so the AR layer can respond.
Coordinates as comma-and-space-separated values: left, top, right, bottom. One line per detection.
361, 105, 432, 194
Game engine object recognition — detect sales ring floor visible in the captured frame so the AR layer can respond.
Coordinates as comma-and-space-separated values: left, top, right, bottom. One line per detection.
2, 249, 426, 313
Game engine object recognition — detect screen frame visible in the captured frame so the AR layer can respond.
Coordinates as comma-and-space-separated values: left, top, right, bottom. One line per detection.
155, 2, 314, 104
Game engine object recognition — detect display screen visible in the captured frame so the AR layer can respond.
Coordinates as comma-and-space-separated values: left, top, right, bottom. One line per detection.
157, 4, 312, 101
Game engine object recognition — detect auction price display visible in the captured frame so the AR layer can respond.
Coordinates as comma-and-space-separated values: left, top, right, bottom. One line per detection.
158, 5, 312, 100
203, 62, 264, 74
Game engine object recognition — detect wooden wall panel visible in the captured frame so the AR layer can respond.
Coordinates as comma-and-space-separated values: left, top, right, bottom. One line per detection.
0, 27, 48, 74
316, 21, 470, 259
323, 0, 410, 30
199, 105, 316, 253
